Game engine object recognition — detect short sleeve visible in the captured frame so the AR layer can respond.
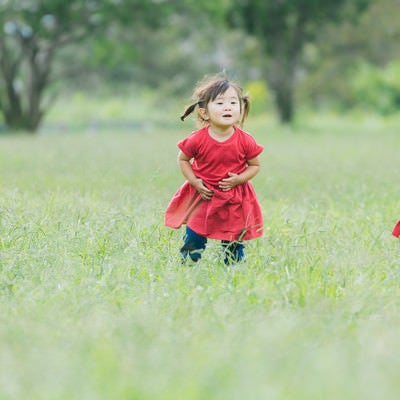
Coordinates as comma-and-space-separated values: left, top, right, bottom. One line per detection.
177, 136, 195, 158
244, 134, 264, 160
177, 129, 203, 158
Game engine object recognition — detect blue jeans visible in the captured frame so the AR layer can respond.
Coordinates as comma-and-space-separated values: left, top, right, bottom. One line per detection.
180, 227, 245, 265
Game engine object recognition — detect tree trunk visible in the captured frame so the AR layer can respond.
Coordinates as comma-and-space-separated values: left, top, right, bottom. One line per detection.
0, 36, 51, 133
273, 81, 294, 124
1, 80, 43, 133
266, 44, 299, 124
267, 66, 295, 124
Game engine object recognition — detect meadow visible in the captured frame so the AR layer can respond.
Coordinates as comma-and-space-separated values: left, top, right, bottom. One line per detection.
0, 112, 400, 399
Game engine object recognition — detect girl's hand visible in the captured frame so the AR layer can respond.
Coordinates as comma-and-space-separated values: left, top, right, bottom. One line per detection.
218, 172, 242, 191
193, 178, 214, 200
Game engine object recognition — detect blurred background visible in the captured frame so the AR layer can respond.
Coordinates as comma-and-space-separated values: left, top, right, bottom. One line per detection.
1, 0, 399, 133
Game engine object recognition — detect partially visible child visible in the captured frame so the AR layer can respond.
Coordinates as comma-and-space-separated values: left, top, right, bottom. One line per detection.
392, 220, 400, 237
164, 75, 264, 265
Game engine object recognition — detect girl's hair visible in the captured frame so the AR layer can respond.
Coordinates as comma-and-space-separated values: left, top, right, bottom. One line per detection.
180, 75, 250, 127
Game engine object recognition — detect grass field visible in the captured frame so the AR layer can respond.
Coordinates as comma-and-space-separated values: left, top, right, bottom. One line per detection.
0, 115, 399, 399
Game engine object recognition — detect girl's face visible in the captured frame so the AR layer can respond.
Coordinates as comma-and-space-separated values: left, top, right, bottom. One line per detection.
201, 86, 241, 128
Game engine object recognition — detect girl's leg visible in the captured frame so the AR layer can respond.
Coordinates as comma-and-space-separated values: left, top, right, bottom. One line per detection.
180, 226, 207, 262
221, 241, 245, 265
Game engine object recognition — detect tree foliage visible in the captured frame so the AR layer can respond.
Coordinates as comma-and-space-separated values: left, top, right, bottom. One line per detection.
1, 0, 398, 132
0, 0, 230, 131
0, 0, 105, 131
228, 0, 372, 123
296, 0, 400, 112
0, 0, 187, 132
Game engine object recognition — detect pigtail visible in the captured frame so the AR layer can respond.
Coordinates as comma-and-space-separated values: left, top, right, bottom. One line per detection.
240, 95, 251, 127
180, 103, 197, 121
180, 101, 206, 122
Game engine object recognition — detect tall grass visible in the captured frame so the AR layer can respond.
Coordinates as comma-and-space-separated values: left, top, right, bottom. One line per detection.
0, 116, 399, 399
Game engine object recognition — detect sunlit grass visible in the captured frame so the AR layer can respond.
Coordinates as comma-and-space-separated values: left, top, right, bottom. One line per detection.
0, 116, 399, 399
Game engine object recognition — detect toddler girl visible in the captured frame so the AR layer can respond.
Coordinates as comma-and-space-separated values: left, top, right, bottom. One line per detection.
165, 76, 264, 264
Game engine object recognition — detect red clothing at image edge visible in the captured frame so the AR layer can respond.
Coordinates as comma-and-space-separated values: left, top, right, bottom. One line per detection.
164, 126, 264, 241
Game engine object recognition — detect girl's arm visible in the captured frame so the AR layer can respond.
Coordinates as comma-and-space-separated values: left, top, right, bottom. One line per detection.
177, 151, 214, 200
218, 156, 260, 192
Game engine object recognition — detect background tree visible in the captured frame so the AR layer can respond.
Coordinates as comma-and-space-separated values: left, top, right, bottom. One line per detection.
228, 0, 372, 123
0, 0, 187, 132
0, 1, 103, 131
0, 0, 229, 132
298, 0, 400, 112
3, 0, 398, 131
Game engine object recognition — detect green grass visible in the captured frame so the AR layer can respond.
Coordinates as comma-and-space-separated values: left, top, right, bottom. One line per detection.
0, 116, 400, 399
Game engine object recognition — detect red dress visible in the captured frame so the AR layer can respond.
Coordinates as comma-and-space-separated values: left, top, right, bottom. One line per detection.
165, 126, 264, 241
